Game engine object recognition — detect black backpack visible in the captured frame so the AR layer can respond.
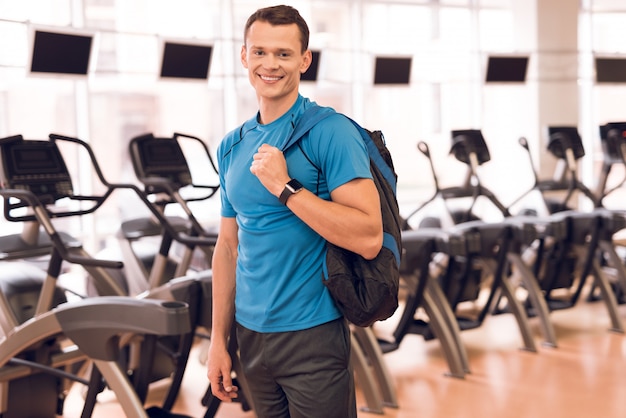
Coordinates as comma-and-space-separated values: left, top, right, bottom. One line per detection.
282, 105, 402, 327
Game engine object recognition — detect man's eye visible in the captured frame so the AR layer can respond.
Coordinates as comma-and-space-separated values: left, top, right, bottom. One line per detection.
253, 51, 264, 56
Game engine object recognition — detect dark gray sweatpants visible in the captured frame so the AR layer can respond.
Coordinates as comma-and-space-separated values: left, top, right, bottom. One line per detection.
236, 318, 357, 418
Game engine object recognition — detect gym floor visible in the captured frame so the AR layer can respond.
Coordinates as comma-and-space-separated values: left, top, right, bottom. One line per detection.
62, 294, 626, 418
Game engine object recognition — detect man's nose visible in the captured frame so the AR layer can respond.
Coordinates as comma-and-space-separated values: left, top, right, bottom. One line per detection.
263, 54, 279, 69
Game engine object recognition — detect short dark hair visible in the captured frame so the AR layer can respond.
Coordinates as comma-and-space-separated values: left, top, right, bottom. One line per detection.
244, 5, 310, 52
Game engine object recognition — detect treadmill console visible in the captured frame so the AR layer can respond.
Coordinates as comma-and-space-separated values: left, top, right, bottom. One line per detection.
546, 126, 585, 161
599, 122, 626, 164
0, 135, 73, 204
129, 134, 192, 193
450, 129, 491, 166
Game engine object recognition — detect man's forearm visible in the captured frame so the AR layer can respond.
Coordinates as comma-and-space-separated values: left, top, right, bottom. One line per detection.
285, 179, 383, 259
210, 232, 238, 346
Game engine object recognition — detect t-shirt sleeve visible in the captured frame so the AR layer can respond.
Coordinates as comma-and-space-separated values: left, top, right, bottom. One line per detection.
309, 114, 372, 193
216, 131, 237, 218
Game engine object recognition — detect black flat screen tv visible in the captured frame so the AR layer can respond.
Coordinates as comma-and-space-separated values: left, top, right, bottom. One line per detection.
159, 41, 213, 80
373, 57, 412, 85
485, 56, 529, 83
301, 50, 320, 82
29, 28, 95, 76
595, 58, 626, 83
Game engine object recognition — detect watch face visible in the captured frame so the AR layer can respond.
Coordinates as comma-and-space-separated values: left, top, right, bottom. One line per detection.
279, 178, 304, 204
287, 179, 303, 192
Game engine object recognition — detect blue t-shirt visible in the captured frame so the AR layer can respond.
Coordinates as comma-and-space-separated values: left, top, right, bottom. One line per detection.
217, 95, 372, 332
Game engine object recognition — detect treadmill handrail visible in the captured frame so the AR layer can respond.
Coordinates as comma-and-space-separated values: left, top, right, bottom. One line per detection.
130, 132, 220, 204
0, 189, 123, 269
0, 297, 190, 364
48, 133, 218, 248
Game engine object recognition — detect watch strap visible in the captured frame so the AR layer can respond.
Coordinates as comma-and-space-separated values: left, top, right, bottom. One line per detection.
278, 179, 303, 205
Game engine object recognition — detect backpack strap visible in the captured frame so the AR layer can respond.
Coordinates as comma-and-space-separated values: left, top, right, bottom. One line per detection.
281, 105, 336, 152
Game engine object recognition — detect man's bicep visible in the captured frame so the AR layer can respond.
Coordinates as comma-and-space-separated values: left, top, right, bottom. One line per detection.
330, 178, 380, 215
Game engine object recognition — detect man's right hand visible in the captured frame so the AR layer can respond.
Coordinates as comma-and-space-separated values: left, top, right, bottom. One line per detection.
207, 345, 239, 401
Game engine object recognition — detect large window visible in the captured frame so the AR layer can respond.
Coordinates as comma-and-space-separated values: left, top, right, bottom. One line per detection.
580, 0, 626, 209
2, 0, 620, 249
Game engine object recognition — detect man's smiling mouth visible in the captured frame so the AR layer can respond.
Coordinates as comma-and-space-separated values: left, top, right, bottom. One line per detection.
259, 74, 283, 81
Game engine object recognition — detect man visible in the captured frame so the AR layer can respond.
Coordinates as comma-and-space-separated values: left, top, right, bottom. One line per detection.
207, 5, 382, 417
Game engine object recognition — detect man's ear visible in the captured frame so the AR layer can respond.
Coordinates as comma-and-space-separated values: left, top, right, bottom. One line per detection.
300, 49, 312, 74
241, 44, 248, 68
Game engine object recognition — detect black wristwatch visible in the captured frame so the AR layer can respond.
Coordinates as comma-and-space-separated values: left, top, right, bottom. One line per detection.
278, 179, 304, 205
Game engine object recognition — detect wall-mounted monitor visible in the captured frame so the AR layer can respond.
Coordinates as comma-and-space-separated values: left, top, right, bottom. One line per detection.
159, 40, 213, 80
485, 56, 529, 83
373, 56, 412, 85
301, 50, 320, 82
595, 57, 626, 83
28, 26, 96, 77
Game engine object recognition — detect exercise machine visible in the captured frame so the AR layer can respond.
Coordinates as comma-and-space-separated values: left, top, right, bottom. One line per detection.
0, 134, 193, 417
402, 135, 556, 348
500, 128, 626, 331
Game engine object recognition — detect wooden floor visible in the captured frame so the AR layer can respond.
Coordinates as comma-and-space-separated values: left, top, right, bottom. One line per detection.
61, 295, 626, 418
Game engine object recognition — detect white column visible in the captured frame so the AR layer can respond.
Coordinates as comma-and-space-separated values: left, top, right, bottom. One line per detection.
512, 0, 580, 179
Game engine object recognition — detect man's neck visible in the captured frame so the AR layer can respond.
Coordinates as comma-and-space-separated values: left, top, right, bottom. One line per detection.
257, 94, 299, 125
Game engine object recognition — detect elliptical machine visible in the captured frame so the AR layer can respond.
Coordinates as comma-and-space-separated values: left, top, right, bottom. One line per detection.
402, 131, 558, 349
492, 127, 626, 334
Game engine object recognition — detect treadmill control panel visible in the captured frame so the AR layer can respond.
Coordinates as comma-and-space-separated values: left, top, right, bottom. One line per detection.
599, 122, 626, 164
129, 134, 192, 193
0, 135, 73, 204
450, 129, 491, 166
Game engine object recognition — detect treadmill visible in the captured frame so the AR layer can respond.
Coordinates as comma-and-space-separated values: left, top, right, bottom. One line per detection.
0, 134, 192, 418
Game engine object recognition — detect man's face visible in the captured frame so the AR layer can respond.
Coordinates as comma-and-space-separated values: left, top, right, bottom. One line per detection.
241, 21, 311, 104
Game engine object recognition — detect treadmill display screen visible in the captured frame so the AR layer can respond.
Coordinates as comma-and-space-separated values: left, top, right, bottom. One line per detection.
144, 141, 186, 167
12, 147, 62, 173
600, 122, 626, 140
0, 139, 73, 203
450, 129, 491, 165
599, 122, 626, 163
547, 126, 585, 160
132, 136, 192, 191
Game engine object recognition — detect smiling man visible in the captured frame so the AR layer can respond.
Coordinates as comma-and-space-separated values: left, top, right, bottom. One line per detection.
206, 5, 382, 417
